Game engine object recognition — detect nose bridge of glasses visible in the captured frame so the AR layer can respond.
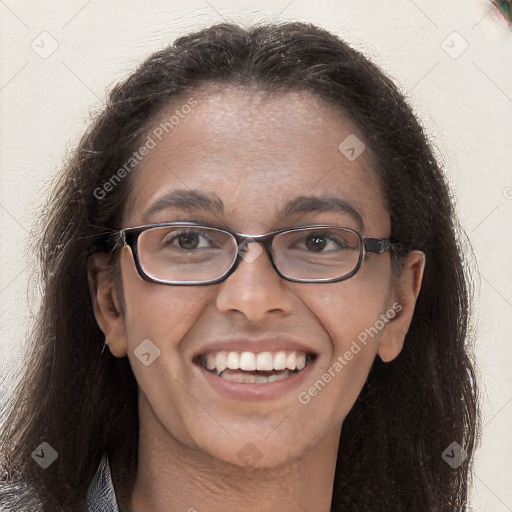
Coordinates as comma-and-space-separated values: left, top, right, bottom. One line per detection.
234, 232, 275, 263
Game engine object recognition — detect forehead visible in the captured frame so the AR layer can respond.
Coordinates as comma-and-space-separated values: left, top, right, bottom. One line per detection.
123, 86, 389, 233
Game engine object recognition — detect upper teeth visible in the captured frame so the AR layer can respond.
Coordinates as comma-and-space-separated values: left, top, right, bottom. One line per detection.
201, 350, 308, 372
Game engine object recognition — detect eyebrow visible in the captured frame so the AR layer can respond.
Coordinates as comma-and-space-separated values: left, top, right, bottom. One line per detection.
280, 195, 364, 230
141, 189, 224, 222
141, 189, 364, 230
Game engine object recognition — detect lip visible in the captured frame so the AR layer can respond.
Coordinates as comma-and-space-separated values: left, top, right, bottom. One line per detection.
196, 356, 316, 401
191, 337, 319, 401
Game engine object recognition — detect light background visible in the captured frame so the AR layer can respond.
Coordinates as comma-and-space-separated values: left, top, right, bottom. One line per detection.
1, 0, 511, 509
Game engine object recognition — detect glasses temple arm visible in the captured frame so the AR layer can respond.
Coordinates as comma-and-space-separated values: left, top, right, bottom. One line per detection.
363, 237, 403, 254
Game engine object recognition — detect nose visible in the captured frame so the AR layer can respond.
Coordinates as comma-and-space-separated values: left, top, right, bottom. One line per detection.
215, 241, 295, 322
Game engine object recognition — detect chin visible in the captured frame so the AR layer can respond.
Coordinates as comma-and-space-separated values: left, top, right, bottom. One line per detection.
197, 430, 320, 469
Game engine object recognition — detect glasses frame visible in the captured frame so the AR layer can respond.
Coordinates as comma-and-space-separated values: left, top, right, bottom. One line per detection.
110, 221, 401, 285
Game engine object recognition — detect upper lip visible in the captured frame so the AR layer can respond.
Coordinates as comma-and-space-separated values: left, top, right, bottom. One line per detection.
192, 336, 318, 360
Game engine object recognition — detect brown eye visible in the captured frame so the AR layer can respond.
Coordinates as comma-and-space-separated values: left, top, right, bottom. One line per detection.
301, 232, 350, 252
176, 232, 200, 250
305, 234, 328, 252
161, 230, 210, 250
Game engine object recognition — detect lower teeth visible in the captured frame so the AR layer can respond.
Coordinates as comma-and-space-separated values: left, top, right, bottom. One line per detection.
215, 368, 297, 383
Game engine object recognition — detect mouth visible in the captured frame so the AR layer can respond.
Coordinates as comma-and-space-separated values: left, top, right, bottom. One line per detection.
195, 350, 317, 384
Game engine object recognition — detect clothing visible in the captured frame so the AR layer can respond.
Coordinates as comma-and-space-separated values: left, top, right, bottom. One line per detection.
86, 453, 120, 512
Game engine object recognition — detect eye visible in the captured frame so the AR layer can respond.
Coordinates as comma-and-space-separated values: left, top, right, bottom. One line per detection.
162, 230, 213, 251
300, 232, 351, 252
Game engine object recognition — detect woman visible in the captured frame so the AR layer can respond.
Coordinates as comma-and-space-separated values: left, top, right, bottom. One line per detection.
0, 22, 480, 511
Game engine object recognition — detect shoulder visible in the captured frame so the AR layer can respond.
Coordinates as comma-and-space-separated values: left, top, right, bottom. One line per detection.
0, 480, 43, 512
86, 452, 121, 512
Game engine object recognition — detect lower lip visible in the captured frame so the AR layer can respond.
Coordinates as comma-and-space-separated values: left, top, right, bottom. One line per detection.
197, 359, 316, 401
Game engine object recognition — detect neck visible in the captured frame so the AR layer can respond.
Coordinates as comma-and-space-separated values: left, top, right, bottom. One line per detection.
127, 396, 341, 512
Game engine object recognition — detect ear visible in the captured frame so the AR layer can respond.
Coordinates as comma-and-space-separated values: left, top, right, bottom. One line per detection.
378, 250, 426, 362
87, 253, 128, 357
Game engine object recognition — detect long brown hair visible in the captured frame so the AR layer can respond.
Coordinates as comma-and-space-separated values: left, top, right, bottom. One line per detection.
0, 22, 480, 511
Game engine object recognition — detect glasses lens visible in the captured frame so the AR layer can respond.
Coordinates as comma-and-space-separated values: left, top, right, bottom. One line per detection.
137, 226, 236, 283
273, 227, 361, 280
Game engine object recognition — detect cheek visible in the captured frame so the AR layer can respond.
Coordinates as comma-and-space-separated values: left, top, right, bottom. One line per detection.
303, 268, 391, 350
117, 251, 210, 444
118, 248, 209, 352
294, 273, 390, 418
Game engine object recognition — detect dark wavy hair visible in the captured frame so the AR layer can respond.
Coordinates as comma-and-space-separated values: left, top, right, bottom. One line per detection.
0, 21, 480, 511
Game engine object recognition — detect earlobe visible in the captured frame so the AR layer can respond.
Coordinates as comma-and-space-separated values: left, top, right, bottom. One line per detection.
87, 253, 128, 358
377, 250, 426, 362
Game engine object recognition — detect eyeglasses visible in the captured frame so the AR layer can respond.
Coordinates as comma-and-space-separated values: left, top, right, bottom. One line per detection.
109, 222, 401, 285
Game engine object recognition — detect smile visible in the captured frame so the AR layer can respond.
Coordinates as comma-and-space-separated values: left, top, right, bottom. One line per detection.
198, 350, 316, 384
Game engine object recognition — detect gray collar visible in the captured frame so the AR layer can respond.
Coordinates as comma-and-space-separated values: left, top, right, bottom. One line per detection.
86, 453, 121, 512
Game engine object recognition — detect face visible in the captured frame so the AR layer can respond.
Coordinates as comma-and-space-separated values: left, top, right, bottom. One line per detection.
91, 86, 424, 468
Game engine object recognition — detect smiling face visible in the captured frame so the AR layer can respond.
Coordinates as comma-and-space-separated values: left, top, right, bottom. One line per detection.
89, 85, 425, 468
